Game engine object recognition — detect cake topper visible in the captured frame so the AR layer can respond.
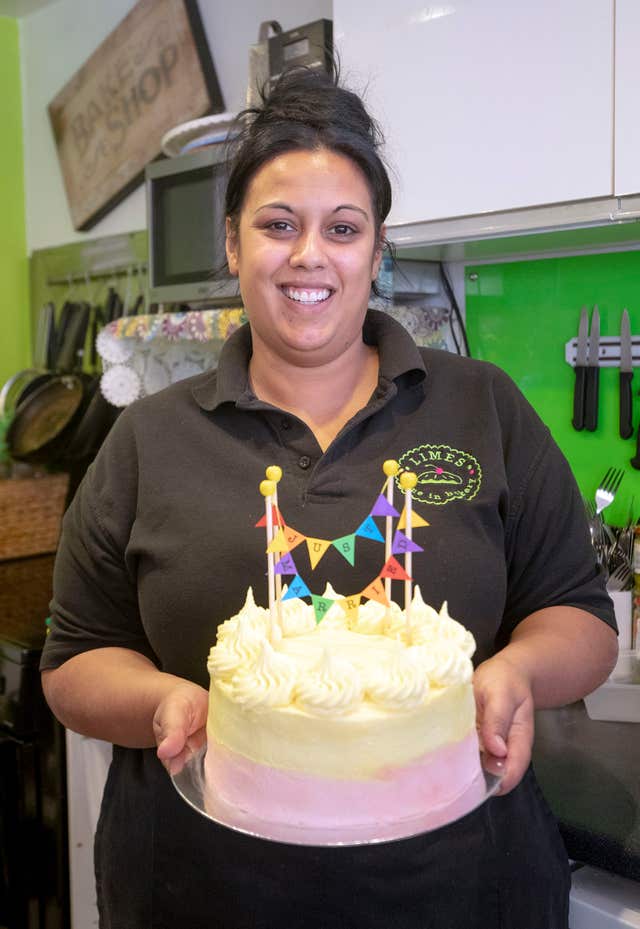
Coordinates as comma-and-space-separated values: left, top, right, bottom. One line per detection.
257, 462, 429, 632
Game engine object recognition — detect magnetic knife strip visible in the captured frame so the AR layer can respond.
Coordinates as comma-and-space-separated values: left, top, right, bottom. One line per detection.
565, 336, 640, 367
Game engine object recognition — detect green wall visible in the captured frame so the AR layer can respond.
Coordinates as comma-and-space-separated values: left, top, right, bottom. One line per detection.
466, 251, 640, 526
0, 17, 29, 388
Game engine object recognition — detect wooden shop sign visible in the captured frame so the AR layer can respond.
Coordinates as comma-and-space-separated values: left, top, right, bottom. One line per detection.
48, 0, 223, 231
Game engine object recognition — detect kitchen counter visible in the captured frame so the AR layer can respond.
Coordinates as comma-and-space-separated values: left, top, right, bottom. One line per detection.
533, 702, 640, 881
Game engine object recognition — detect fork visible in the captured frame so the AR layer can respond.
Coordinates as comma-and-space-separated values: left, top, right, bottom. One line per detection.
607, 560, 633, 592
595, 468, 624, 515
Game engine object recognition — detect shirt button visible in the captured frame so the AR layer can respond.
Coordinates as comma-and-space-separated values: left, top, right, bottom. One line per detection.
281, 419, 291, 430
298, 455, 311, 470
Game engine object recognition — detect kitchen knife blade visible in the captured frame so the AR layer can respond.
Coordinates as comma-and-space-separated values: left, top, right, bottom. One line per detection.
584, 306, 600, 432
572, 306, 589, 431
619, 309, 634, 439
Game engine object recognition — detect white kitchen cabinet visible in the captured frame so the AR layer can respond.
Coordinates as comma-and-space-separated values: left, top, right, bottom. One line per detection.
334, 0, 614, 228
614, 0, 640, 197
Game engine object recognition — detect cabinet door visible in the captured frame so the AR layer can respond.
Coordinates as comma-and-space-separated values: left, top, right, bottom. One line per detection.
615, 0, 640, 196
334, 0, 613, 227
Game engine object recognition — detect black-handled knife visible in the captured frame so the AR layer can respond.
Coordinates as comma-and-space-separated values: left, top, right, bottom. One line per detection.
572, 306, 588, 430
584, 305, 600, 432
631, 399, 640, 470
620, 308, 634, 439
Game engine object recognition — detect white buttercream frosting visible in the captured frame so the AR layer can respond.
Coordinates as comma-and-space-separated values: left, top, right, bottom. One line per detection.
207, 585, 476, 717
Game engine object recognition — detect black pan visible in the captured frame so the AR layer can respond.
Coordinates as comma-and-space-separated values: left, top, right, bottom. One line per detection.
7, 304, 91, 465
62, 301, 121, 462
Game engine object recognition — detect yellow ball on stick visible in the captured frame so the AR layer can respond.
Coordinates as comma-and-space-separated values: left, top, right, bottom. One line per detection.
383, 459, 399, 477
399, 471, 418, 490
260, 479, 276, 497
265, 465, 282, 483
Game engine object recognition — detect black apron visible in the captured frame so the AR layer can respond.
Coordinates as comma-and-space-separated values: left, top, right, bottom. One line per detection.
95, 748, 570, 929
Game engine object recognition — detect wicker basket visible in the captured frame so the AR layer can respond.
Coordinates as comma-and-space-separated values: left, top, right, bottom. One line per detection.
0, 473, 69, 561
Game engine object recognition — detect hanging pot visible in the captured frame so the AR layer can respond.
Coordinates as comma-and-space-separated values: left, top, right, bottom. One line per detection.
62, 299, 121, 463
7, 304, 91, 465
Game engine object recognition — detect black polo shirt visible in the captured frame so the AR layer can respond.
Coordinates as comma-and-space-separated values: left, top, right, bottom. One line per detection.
41, 309, 614, 929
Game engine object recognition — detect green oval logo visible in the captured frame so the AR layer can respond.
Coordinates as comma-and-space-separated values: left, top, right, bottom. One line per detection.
398, 444, 482, 506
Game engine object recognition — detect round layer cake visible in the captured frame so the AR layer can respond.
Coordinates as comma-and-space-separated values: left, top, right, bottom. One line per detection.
205, 586, 481, 829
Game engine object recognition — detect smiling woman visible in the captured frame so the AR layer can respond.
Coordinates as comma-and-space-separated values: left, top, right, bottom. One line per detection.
39, 64, 617, 929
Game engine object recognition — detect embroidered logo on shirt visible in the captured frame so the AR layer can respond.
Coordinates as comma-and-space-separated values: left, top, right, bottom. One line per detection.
398, 444, 482, 506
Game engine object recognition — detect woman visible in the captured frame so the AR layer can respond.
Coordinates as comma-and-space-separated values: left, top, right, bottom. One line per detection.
41, 68, 617, 928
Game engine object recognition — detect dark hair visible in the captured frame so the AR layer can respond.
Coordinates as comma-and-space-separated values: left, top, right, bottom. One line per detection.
225, 65, 392, 248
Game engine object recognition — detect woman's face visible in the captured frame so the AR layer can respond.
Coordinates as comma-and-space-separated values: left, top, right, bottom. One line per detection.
226, 148, 384, 368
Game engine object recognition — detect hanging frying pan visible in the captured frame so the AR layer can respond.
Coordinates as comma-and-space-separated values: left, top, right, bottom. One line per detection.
62, 301, 121, 463
0, 302, 56, 416
7, 304, 91, 465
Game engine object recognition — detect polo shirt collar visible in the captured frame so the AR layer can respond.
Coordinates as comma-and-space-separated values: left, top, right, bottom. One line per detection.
191, 309, 426, 412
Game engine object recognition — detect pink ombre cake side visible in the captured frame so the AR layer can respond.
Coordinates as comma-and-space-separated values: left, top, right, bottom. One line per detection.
204, 729, 482, 828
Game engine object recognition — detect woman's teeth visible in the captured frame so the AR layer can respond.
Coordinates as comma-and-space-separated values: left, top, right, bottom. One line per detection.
282, 287, 331, 304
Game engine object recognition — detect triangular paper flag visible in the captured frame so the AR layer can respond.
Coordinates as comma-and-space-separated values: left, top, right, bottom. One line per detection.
306, 537, 332, 569
311, 595, 334, 624
379, 555, 412, 581
282, 526, 305, 550
397, 506, 430, 530
361, 578, 390, 606
274, 552, 297, 575
266, 528, 289, 554
338, 595, 361, 620
281, 575, 312, 600
392, 530, 424, 555
370, 494, 400, 518
332, 534, 356, 566
355, 516, 385, 543
254, 504, 283, 527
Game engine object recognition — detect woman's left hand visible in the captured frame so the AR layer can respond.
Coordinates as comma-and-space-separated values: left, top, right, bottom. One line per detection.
472, 654, 535, 796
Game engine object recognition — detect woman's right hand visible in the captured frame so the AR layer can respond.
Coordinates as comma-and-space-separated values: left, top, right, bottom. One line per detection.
153, 681, 208, 776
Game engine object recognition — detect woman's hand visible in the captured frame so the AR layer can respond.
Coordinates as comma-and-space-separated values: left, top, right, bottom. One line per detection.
473, 654, 535, 796
153, 681, 208, 776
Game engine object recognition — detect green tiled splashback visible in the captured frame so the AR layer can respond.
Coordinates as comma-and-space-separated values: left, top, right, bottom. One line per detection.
465, 251, 640, 526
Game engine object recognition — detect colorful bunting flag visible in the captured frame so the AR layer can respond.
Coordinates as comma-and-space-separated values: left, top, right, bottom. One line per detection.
281, 575, 312, 600
311, 595, 334, 624
397, 507, 430, 530
266, 528, 289, 554
255, 504, 283, 527
355, 516, 385, 543
274, 552, 297, 575
392, 530, 424, 555
370, 494, 400, 518
362, 577, 390, 606
380, 555, 412, 581
306, 538, 332, 569
283, 526, 305, 550
332, 534, 356, 566
338, 595, 361, 620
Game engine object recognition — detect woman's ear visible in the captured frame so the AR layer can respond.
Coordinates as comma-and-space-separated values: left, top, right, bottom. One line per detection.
371, 224, 387, 280
226, 217, 239, 277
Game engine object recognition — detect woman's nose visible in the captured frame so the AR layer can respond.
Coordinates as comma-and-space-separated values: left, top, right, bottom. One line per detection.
289, 228, 326, 268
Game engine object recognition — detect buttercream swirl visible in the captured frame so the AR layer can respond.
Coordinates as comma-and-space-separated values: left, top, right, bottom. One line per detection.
295, 650, 363, 715
364, 653, 429, 710
208, 614, 269, 680
230, 641, 298, 709
407, 641, 473, 686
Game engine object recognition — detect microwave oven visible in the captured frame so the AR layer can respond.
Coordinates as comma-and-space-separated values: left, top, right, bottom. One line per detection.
145, 146, 241, 306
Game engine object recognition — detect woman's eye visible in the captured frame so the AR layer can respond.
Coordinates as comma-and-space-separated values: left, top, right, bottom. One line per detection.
267, 220, 295, 232
329, 224, 356, 236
